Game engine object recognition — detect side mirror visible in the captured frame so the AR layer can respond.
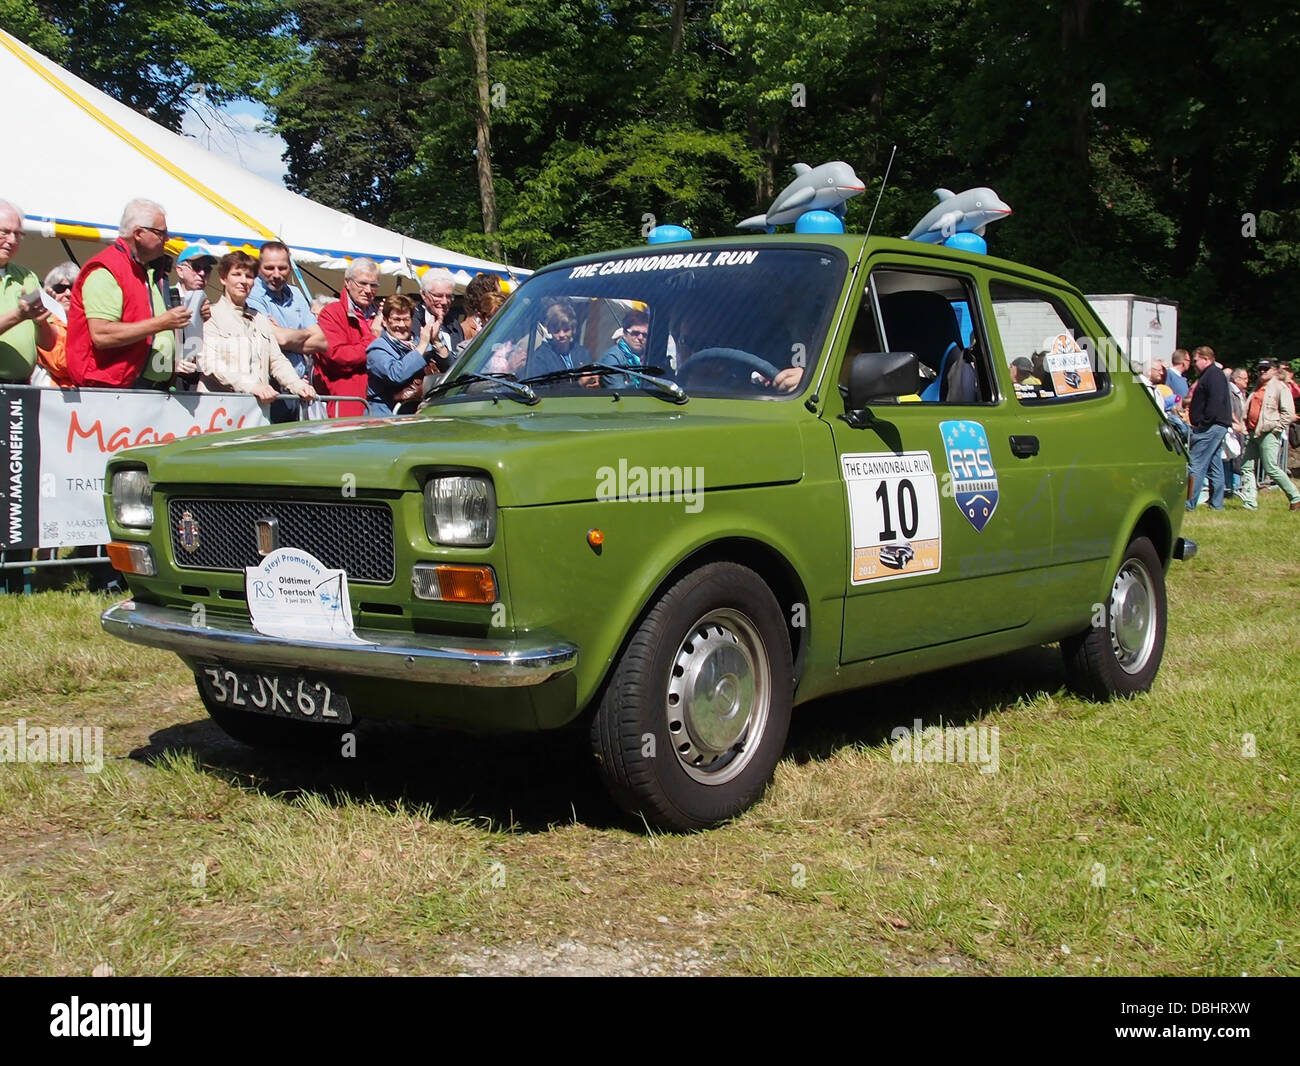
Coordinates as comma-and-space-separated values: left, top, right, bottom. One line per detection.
845, 351, 924, 409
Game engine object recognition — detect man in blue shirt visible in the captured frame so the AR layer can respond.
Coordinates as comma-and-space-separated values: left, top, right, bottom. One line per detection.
246, 241, 326, 422
1166, 348, 1191, 401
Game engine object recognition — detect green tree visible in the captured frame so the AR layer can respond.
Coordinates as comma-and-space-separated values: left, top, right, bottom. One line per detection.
1, 1, 294, 130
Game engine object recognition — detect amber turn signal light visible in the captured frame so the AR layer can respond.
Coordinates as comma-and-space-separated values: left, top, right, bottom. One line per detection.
587, 528, 604, 548
411, 563, 497, 603
106, 541, 156, 576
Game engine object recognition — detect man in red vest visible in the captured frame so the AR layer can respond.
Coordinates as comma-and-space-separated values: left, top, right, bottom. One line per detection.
66, 198, 192, 388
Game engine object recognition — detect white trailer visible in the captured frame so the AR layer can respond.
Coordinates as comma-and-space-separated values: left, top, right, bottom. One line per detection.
1085, 294, 1179, 372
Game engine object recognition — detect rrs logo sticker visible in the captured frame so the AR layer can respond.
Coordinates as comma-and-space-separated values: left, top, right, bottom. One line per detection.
940, 420, 999, 532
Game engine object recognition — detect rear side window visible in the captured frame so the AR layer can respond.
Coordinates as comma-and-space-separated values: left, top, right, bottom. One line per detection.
988, 281, 1111, 404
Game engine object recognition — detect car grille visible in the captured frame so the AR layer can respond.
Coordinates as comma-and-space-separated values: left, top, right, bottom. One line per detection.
167, 498, 395, 583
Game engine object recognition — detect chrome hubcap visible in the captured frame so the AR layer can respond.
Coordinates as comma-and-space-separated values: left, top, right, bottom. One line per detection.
666, 608, 770, 784
1109, 560, 1157, 674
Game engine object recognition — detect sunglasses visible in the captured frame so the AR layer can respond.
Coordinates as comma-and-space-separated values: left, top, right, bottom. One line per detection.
625, 329, 649, 339
49, 282, 72, 294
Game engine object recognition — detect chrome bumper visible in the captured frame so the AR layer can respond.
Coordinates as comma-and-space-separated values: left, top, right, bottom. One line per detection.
101, 599, 578, 687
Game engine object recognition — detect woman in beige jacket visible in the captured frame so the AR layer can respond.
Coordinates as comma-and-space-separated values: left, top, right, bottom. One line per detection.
201, 251, 317, 405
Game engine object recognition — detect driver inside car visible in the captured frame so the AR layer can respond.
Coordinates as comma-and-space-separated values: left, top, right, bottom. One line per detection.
671, 309, 794, 392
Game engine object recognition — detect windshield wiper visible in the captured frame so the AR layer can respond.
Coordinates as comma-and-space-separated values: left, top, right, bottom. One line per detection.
424, 372, 539, 405
523, 364, 688, 404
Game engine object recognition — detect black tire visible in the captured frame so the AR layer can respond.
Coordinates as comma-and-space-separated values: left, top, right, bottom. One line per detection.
590, 562, 793, 831
197, 677, 355, 753
1062, 536, 1167, 699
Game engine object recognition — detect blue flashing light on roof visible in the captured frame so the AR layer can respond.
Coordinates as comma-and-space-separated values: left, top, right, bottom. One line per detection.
943, 232, 988, 255
647, 225, 693, 244
794, 210, 844, 234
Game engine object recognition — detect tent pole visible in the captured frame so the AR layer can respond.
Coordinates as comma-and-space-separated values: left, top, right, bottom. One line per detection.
60, 239, 80, 265
297, 263, 338, 297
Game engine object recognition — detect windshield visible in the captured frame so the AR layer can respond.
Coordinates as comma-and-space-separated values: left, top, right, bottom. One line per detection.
451, 245, 847, 400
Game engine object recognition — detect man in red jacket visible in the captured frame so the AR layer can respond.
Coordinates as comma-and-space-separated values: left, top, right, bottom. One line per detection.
66, 198, 192, 388
316, 257, 382, 416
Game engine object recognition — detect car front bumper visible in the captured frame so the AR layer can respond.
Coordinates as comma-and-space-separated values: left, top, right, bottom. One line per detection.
101, 599, 579, 688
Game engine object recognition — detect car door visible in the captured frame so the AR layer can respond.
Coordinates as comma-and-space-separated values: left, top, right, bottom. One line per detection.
981, 276, 1125, 608
827, 259, 1056, 663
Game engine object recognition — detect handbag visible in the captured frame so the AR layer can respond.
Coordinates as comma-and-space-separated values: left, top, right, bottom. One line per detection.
392, 360, 442, 405
1222, 430, 1242, 460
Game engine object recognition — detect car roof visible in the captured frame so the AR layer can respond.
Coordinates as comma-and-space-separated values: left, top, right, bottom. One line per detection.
533, 233, 1088, 303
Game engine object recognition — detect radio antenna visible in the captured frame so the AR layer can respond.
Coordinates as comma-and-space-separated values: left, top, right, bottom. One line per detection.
863, 144, 897, 243
806, 145, 898, 412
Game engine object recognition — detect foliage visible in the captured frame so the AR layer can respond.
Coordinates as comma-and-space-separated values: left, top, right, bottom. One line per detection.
2, 1, 295, 129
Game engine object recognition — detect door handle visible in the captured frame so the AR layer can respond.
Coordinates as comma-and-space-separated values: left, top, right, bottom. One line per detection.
1009, 435, 1039, 458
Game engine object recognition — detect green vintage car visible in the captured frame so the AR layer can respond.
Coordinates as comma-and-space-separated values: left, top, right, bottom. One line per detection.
102, 235, 1193, 830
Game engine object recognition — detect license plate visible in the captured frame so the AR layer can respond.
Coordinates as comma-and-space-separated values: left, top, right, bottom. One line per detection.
199, 665, 352, 724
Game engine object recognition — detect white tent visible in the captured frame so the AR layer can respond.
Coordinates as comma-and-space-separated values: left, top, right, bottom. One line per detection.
0, 29, 527, 295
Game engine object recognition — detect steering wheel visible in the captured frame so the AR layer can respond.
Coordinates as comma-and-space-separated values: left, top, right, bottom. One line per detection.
678, 347, 780, 388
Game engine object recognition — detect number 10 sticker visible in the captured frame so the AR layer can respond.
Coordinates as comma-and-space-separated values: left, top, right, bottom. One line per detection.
841, 452, 942, 585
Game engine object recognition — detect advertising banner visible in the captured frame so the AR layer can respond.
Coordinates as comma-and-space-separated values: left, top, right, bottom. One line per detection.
1, 386, 41, 550
0, 387, 267, 550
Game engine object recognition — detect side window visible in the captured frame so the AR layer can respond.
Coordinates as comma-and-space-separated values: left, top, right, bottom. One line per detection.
837, 296, 884, 388
988, 281, 1111, 404
868, 269, 994, 404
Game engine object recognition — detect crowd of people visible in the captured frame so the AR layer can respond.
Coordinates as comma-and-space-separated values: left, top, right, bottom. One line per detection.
0, 196, 507, 421
1146, 345, 1300, 513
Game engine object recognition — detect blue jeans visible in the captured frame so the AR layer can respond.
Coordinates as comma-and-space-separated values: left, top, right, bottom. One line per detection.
1187, 424, 1228, 510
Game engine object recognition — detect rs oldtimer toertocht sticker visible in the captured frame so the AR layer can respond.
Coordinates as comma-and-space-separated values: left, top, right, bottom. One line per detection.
940, 420, 999, 532
841, 452, 941, 585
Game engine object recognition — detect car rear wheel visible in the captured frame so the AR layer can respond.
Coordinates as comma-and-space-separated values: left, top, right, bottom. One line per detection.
1062, 536, 1167, 699
590, 562, 793, 831
197, 677, 354, 752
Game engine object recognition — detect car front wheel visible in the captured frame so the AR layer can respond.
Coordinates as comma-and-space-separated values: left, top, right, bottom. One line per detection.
1062, 535, 1167, 699
590, 562, 794, 831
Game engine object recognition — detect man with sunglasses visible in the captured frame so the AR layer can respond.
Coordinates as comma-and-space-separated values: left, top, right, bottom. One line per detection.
172, 244, 216, 387
67, 198, 192, 389
0, 198, 57, 384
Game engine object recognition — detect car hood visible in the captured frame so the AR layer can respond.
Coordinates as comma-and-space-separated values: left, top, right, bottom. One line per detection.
134, 402, 807, 506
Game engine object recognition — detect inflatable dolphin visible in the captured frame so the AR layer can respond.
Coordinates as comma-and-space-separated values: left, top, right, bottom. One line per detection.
737, 161, 865, 230
903, 187, 1012, 242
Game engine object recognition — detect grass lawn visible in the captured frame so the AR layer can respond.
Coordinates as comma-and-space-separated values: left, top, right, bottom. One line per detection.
1, 493, 1296, 976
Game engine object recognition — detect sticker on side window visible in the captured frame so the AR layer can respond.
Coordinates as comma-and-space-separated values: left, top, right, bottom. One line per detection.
1045, 332, 1097, 396
841, 452, 942, 585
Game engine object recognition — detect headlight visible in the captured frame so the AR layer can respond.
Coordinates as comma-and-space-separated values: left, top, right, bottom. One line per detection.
424, 475, 496, 546
111, 469, 154, 529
